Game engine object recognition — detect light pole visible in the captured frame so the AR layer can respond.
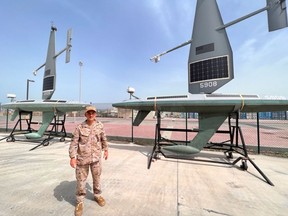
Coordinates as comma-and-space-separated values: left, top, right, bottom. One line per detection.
26, 79, 35, 100
79, 61, 83, 102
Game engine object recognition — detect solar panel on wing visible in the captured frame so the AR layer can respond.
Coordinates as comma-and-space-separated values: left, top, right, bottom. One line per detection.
189, 55, 229, 83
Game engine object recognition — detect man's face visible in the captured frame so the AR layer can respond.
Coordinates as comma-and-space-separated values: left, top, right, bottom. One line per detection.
85, 110, 96, 121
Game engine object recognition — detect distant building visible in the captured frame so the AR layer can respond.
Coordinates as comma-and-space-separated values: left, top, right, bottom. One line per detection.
243, 111, 287, 120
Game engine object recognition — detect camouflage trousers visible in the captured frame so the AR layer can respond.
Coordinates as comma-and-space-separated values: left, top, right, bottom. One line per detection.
75, 161, 102, 203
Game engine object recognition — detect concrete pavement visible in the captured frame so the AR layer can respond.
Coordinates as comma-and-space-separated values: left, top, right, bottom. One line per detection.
0, 133, 288, 216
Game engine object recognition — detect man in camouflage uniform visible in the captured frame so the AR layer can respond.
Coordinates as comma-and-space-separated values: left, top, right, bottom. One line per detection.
69, 105, 108, 216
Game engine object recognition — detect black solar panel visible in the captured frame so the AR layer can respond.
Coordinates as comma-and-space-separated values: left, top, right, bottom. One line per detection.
147, 95, 188, 100
189, 56, 229, 82
43, 76, 54, 91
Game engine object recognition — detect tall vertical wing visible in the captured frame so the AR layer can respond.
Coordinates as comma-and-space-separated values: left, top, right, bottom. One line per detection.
42, 26, 57, 100
188, 0, 233, 94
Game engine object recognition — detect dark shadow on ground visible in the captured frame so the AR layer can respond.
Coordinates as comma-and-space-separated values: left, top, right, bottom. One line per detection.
54, 181, 94, 206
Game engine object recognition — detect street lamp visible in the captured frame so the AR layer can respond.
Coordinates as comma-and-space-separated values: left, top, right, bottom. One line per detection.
79, 61, 83, 102
26, 79, 35, 100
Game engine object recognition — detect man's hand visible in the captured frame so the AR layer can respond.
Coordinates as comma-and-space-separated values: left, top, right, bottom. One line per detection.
70, 158, 76, 168
103, 150, 108, 160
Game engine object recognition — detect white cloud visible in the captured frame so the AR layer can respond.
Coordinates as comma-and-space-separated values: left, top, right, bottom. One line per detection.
220, 29, 288, 98
146, 0, 174, 39
146, 0, 194, 41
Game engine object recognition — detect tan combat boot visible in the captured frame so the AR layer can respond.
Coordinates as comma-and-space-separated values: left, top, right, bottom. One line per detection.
95, 196, 106, 207
74, 202, 83, 216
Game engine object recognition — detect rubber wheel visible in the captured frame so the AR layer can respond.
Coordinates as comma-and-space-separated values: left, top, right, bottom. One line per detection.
43, 141, 50, 146
6, 137, 15, 142
228, 152, 233, 159
240, 161, 248, 170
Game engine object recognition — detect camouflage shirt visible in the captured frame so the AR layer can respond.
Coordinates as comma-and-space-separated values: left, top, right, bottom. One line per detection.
69, 120, 108, 166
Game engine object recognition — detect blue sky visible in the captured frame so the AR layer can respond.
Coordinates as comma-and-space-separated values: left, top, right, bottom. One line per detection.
0, 0, 287, 104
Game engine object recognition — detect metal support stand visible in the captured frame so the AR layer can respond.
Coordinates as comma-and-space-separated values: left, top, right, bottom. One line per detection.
148, 111, 274, 186
0, 111, 33, 142
1, 112, 68, 151
29, 114, 67, 151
